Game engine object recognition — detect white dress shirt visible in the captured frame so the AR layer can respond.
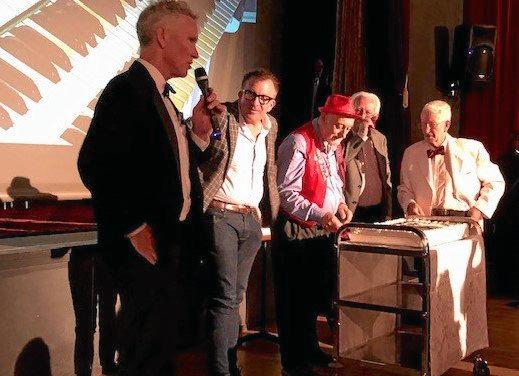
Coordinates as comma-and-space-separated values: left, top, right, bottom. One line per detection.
213, 116, 270, 208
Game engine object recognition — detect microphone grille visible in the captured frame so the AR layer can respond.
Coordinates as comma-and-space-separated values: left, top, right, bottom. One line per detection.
194, 67, 208, 82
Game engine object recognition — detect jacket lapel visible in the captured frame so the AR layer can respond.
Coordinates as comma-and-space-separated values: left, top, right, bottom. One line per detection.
445, 134, 463, 198
153, 91, 181, 174
265, 115, 279, 221
227, 102, 240, 161
131, 62, 181, 180
370, 131, 387, 184
416, 141, 434, 202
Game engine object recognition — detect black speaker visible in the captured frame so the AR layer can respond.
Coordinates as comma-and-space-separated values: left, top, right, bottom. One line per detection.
451, 24, 497, 86
435, 26, 450, 93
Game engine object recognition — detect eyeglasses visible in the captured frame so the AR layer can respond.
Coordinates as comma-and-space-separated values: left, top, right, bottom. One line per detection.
355, 108, 377, 122
421, 120, 447, 129
242, 89, 274, 106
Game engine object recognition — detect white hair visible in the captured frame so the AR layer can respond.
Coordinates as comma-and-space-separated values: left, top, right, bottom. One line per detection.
421, 100, 452, 123
351, 91, 381, 115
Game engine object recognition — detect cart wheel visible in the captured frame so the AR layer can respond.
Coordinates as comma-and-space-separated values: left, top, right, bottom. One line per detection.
473, 354, 490, 376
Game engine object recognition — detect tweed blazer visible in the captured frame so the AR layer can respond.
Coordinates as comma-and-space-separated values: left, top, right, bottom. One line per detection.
196, 101, 279, 224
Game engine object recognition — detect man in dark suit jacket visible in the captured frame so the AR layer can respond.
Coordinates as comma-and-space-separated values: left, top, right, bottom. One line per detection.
494, 132, 519, 299
78, 2, 200, 375
343, 91, 392, 222
191, 69, 279, 376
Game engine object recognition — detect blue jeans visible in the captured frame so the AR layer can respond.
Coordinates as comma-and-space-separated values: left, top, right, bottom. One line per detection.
205, 209, 262, 375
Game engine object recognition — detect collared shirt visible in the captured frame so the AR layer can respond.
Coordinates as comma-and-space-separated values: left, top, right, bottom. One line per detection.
277, 119, 345, 223
139, 58, 191, 220
427, 139, 470, 211
357, 137, 383, 206
213, 116, 270, 208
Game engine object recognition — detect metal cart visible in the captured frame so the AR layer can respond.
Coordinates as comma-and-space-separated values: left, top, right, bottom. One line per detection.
335, 217, 491, 376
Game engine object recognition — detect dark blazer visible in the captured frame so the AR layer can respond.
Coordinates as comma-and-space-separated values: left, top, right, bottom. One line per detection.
78, 61, 201, 261
196, 101, 279, 224
342, 128, 392, 218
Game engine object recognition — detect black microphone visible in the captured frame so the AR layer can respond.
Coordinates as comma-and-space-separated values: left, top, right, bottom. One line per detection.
313, 59, 324, 84
194, 67, 222, 140
310, 59, 324, 119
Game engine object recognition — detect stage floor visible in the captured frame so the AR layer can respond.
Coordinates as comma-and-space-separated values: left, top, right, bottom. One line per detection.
90, 297, 519, 375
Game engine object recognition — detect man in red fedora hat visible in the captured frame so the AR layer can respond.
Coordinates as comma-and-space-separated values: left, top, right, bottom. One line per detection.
272, 94, 368, 375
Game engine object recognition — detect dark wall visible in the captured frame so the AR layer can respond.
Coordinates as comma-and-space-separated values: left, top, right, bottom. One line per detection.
277, 0, 338, 139
408, 0, 463, 142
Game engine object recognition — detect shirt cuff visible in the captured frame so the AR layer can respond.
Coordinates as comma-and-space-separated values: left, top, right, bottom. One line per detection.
190, 128, 210, 151
127, 223, 147, 238
308, 205, 327, 223
403, 199, 416, 213
473, 202, 490, 219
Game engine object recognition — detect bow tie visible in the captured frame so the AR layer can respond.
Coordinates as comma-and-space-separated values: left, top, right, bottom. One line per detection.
163, 82, 176, 97
162, 83, 183, 123
427, 145, 445, 158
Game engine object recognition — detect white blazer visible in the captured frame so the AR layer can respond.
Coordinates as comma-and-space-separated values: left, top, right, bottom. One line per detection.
397, 134, 505, 218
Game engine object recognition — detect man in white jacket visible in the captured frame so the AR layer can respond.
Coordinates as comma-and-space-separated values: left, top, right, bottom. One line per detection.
398, 100, 505, 222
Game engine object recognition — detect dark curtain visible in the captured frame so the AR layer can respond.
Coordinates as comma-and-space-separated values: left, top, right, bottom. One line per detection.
278, 0, 337, 139
333, 0, 410, 217
365, 0, 409, 218
461, 0, 519, 159
333, 0, 365, 94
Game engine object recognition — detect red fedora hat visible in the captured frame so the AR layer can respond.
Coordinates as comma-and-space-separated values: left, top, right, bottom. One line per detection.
319, 94, 362, 119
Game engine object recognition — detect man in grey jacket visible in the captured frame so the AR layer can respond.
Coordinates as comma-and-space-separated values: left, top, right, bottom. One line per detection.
342, 91, 392, 222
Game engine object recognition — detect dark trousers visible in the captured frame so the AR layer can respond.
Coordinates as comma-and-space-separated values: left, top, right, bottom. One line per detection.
205, 209, 262, 375
272, 218, 335, 369
113, 227, 185, 376
68, 247, 118, 376
353, 202, 385, 223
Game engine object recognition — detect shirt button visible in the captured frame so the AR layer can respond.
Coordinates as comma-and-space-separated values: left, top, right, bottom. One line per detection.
357, 185, 361, 188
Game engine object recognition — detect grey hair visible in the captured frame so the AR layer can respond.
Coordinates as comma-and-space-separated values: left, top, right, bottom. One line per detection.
421, 100, 452, 123
136, 0, 197, 47
351, 91, 381, 115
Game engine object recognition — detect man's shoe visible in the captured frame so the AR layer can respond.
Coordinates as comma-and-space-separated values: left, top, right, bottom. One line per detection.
228, 347, 242, 376
307, 349, 337, 367
101, 363, 119, 376
281, 364, 317, 376
75, 366, 92, 376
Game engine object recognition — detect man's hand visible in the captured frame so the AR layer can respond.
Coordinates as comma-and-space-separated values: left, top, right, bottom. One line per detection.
191, 89, 225, 141
406, 202, 425, 216
321, 212, 344, 232
468, 206, 484, 222
337, 203, 353, 224
354, 118, 374, 140
128, 224, 157, 265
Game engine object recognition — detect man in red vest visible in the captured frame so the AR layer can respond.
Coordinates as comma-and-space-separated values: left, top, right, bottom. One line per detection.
273, 94, 367, 375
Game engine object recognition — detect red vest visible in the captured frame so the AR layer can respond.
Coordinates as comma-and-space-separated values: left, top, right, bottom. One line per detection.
283, 121, 327, 228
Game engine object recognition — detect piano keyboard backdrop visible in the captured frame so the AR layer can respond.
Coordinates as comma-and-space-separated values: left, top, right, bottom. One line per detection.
0, 0, 243, 146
